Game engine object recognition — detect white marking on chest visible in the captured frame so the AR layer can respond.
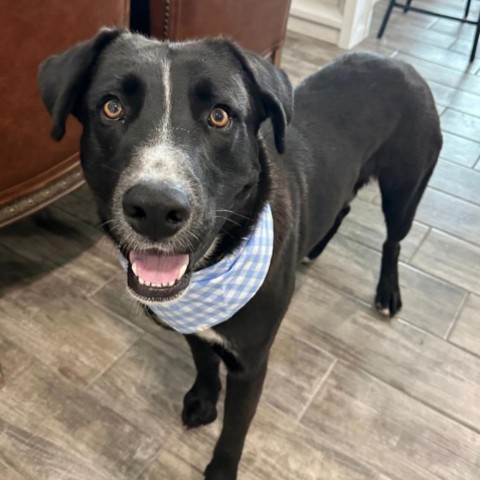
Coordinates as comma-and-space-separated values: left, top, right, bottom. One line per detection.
196, 328, 231, 348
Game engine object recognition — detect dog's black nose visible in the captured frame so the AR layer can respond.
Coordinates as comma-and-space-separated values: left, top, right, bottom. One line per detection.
122, 182, 191, 241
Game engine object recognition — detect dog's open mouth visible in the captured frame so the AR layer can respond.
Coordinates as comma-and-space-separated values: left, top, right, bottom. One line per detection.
126, 250, 191, 302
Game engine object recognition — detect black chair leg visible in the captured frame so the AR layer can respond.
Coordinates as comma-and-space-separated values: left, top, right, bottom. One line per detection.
464, 0, 472, 19
404, 0, 413, 13
378, 0, 396, 38
471, 12, 480, 62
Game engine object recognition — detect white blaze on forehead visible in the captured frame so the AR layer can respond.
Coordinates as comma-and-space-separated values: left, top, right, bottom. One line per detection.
162, 43, 250, 118
160, 56, 172, 143
126, 54, 192, 189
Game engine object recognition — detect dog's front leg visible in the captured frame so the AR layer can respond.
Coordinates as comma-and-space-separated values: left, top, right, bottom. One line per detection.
204, 359, 268, 480
183, 335, 222, 428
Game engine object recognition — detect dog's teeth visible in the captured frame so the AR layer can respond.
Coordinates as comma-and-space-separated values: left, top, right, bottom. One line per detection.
178, 264, 187, 280
167, 281, 175, 287
132, 262, 138, 276
139, 278, 145, 285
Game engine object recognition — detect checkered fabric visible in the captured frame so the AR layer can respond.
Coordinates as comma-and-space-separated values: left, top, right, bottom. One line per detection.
119, 203, 274, 334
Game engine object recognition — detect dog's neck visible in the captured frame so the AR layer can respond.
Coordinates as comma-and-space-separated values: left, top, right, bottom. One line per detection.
200, 136, 273, 269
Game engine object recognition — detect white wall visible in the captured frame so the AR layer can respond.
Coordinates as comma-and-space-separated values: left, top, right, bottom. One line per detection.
288, 0, 381, 49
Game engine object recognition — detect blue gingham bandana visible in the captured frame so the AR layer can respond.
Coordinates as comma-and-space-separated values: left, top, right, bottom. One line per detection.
119, 204, 274, 334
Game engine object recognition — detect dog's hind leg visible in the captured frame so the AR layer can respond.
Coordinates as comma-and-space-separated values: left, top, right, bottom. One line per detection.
182, 335, 222, 428
375, 165, 434, 317
302, 204, 351, 264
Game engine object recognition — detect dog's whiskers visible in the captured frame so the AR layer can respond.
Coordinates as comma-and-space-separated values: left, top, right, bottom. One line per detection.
215, 215, 242, 228
216, 209, 252, 221
97, 219, 116, 229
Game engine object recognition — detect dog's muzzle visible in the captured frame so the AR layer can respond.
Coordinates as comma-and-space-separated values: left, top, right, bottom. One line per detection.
118, 180, 196, 302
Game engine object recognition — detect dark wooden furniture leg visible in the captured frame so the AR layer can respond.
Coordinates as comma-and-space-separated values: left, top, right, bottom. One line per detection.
377, 0, 396, 38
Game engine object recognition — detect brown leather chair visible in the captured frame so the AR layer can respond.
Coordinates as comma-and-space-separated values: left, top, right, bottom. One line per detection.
0, 0, 129, 227
133, 0, 292, 65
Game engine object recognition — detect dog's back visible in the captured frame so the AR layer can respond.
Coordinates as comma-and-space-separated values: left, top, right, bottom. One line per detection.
274, 52, 441, 262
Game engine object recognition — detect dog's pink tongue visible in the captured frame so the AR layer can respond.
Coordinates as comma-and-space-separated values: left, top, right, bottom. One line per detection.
130, 251, 189, 284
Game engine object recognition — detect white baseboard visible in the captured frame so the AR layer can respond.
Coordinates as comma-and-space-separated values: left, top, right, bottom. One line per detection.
287, 15, 340, 46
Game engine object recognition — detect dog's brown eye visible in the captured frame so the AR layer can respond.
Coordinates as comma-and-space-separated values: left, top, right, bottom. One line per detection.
102, 99, 124, 120
208, 108, 230, 128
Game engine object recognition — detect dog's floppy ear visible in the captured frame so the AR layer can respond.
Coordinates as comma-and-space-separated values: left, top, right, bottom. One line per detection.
38, 28, 125, 141
226, 42, 293, 154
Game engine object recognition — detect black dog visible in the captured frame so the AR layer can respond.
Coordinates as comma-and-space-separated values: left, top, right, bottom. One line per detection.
39, 29, 441, 479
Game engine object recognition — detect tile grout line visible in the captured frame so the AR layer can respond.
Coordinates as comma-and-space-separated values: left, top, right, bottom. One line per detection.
87, 294, 148, 335
437, 79, 480, 98
435, 102, 480, 121
296, 358, 337, 423
444, 292, 470, 340
0, 326, 109, 395
413, 224, 480, 252
438, 157, 480, 171
392, 46, 480, 74
407, 226, 431, 264
300, 267, 373, 309
380, 30, 457, 53
395, 316, 465, 346
474, 153, 480, 170
356, 361, 480, 435
0, 458, 35, 480
293, 354, 480, 442
401, 249, 476, 298
83, 331, 147, 391
394, 50, 480, 83
428, 77, 480, 103
87, 271, 120, 299
444, 335, 480, 360
328, 230, 477, 296
446, 35, 460, 51
310, 244, 471, 312
441, 119, 480, 142
130, 438, 172, 480
427, 185, 480, 208
293, 276, 472, 351
5, 360, 32, 386
277, 326, 337, 361
430, 74, 480, 97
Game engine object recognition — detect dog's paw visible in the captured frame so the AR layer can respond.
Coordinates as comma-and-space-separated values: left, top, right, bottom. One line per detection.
301, 256, 314, 266
204, 456, 238, 480
375, 285, 402, 317
182, 388, 218, 428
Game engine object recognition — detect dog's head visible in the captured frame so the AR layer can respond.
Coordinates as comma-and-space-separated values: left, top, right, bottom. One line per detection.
38, 29, 292, 303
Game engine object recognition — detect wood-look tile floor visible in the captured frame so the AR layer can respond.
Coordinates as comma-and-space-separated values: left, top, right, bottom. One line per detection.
1, 1, 480, 478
